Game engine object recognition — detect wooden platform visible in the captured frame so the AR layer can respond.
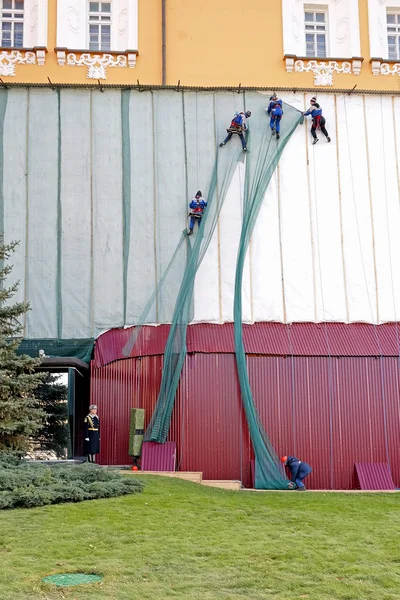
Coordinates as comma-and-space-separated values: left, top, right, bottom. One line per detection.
201, 480, 242, 491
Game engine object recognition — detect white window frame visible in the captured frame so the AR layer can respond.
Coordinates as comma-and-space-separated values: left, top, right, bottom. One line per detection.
386, 10, 400, 60
304, 7, 328, 58
283, 0, 361, 59
88, 1, 112, 52
368, 0, 400, 61
1, 0, 24, 48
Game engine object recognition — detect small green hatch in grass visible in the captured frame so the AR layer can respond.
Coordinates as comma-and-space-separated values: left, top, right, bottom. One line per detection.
42, 573, 103, 587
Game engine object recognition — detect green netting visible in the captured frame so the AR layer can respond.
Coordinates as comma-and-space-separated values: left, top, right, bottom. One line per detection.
17, 338, 94, 364
124, 93, 302, 488
124, 145, 242, 440
233, 96, 303, 489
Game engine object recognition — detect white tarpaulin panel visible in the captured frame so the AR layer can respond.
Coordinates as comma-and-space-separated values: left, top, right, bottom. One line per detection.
25, 89, 59, 338
92, 90, 124, 335
60, 90, 92, 339
2, 89, 400, 341
3, 90, 28, 311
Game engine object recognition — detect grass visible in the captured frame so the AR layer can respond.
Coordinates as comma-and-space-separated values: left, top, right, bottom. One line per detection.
0, 475, 399, 600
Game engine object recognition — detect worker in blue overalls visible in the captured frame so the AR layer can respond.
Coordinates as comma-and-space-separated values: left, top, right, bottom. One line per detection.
302, 97, 331, 145
266, 93, 283, 140
219, 110, 251, 151
281, 455, 312, 491
187, 191, 207, 235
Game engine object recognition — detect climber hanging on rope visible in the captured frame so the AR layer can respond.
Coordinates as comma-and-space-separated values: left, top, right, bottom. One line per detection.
187, 190, 207, 235
266, 93, 283, 140
219, 110, 251, 152
302, 97, 331, 145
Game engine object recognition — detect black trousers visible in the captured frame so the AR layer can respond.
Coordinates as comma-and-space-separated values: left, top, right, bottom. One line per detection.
311, 116, 329, 139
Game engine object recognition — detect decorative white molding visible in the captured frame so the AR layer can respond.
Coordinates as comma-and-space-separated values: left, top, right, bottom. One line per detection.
379, 62, 400, 75
290, 58, 361, 85
370, 58, 400, 75
35, 48, 46, 66
127, 52, 137, 69
352, 58, 362, 75
57, 51, 135, 79
0, 50, 43, 77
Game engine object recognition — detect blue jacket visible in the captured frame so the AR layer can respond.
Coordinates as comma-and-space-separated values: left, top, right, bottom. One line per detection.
303, 103, 323, 118
189, 198, 207, 215
231, 112, 248, 130
286, 456, 312, 482
267, 99, 283, 116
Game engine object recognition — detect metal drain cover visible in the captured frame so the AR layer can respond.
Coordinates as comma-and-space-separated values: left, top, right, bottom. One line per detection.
42, 573, 103, 587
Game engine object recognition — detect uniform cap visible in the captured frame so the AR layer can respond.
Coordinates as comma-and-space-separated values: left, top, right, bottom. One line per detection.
89, 404, 98, 410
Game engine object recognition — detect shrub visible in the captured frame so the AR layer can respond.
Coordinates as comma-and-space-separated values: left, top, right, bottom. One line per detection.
0, 456, 143, 510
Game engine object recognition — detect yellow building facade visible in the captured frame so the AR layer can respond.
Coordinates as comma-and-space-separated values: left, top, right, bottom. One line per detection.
2, 0, 400, 90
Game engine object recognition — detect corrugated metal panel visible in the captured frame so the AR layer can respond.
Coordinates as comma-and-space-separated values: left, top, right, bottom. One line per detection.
94, 322, 400, 367
91, 353, 400, 489
141, 442, 177, 471
94, 325, 171, 367
355, 463, 395, 490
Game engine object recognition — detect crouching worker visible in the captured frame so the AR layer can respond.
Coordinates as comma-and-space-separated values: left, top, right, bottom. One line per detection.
220, 110, 251, 152
302, 97, 331, 145
266, 93, 283, 140
188, 191, 207, 235
281, 455, 312, 491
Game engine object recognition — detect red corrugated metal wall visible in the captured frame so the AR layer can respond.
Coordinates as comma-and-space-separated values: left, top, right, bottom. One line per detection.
91, 354, 400, 490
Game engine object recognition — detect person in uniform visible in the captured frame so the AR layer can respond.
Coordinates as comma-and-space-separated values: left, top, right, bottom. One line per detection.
84, 404, 100, 463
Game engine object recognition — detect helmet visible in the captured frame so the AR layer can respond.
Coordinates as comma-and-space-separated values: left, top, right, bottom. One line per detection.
310, 96, 317, 104
245, 111, 251, 117
281, 456, 288, 463
271, 92, 278, 100
195, 190, 202, 198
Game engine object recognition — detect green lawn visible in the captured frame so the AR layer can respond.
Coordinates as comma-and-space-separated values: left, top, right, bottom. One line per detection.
0, 475, 399, 600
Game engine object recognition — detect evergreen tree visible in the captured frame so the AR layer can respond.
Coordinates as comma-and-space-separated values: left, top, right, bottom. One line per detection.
34, 373, 68, 458
0, 240, 44, 452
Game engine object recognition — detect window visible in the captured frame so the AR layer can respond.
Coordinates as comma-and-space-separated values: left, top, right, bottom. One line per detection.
305, 10, 327, 58
1, 0, 24, 48
89, 2, 111, 52
387, 12, 400, 60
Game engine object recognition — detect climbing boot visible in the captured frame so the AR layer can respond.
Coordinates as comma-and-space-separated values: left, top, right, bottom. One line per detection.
312, 138, 319, 145
276, 133, 280, 140
187, 229, 193, 235
243, 147, 247, 152
219, 142, 225, 147
271, 129, 276, 136
296, 486, 306, 491
327, 137, 331, 142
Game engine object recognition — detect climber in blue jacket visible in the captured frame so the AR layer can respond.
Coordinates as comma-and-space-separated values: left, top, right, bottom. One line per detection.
302, 97, 331, 145
266, 93, 283, 139
187, 190, 207, 235
281, 455, 312, 491
220, 110, 251, 151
